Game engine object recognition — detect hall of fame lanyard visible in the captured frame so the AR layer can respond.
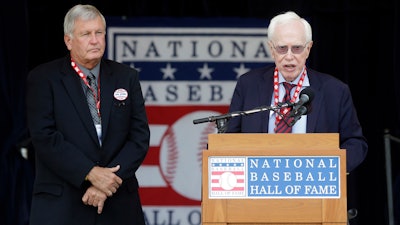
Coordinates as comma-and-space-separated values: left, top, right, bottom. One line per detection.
70, 58, 101, 117
273, 67, 307, 124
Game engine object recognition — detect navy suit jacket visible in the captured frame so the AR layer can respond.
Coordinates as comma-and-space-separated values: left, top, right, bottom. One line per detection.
226, 65, 367, 172
26, 55, 150, 225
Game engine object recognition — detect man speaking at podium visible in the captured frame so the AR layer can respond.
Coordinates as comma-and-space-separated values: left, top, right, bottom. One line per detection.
225, 11, 367, 173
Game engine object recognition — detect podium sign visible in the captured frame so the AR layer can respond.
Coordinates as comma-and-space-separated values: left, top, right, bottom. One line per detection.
208, 155, 341, 199
202, 133, 347, 225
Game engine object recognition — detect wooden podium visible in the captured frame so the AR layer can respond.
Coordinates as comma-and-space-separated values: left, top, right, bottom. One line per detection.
201, 133, 347, 225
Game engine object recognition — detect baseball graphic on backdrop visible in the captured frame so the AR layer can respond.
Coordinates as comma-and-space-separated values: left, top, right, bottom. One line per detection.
159, 110, 219, 200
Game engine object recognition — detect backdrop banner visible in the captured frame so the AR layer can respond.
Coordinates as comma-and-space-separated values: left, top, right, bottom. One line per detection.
106, 17, 273, 225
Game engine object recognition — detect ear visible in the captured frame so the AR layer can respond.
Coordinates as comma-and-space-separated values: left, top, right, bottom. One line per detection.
64, 34, 72, 50
307, 41, 313, 50
303, 41, 313, 58
267, 40, 275, 59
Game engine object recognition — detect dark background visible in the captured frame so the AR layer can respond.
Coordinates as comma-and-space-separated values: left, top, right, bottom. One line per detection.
1, 0, 400, 225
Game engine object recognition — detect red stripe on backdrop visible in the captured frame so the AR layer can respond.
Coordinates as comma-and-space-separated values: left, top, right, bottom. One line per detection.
145, 106, 229, 123
139, 105, 229, 205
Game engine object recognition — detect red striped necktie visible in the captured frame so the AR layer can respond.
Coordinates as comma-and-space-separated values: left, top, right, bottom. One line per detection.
275, 82, 296, 133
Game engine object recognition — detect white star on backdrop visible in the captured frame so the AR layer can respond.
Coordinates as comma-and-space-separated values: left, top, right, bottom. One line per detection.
161, 63, 177, 80
233, 63, 250, 79
198, 63, 214, 80
129, 63, 141, 72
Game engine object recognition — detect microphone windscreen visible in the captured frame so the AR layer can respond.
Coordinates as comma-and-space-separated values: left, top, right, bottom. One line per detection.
298, 87, 314, 115
300, 87, 315, 102
299, 105, 308, 115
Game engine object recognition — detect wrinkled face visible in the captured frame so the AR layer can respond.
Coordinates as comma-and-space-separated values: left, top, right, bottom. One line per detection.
269, 20, 312, 82
64, 16, 106, 69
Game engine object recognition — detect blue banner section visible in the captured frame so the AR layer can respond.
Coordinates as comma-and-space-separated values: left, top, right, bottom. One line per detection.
116, 62, 265, 81
247, 156, 340, 198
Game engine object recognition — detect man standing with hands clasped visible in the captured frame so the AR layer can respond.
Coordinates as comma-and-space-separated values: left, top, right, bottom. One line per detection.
26, 4, 150, 225
225, 11, 368, 173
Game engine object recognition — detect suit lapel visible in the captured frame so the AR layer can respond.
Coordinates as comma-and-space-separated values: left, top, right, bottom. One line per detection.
305, 70, 323, 133
259, 67, 275, 132
61, 58, 101, 145
97, 61, 116, 142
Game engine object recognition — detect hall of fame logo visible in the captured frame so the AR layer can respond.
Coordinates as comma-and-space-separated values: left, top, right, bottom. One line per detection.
209, 157, 246, 198
106, 17, 272, 224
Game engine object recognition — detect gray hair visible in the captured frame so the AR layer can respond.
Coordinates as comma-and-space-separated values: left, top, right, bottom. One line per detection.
63, 4, 106, 37
267, 11, 312, 43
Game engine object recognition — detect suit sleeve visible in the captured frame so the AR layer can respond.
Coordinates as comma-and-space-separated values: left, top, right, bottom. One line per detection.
226, 77, 245, 133
107, 70, 150, 179
26, 66, 96, 188
337, 85, 368, 172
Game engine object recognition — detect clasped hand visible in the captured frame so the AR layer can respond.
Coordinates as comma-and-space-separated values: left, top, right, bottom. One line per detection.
82, 165, 122, 214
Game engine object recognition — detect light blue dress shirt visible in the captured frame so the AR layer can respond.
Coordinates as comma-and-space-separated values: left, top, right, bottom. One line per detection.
268, 71, 310, 133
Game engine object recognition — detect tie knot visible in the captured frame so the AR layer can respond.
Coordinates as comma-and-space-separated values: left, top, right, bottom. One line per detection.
281, 82, 296, 103
283, 82, 296, 91
87, 73, 96, 86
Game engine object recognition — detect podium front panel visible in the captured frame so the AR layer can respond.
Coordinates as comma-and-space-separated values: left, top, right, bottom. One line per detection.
202, 133, 347, 225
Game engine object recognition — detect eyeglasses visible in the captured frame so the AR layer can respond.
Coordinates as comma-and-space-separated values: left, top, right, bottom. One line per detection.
272, 42, 309, 55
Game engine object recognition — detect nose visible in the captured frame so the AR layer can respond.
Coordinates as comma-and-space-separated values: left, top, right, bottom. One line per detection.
284, 50, 295, 58
286, 47, 296, 55
89, 32, 99, 43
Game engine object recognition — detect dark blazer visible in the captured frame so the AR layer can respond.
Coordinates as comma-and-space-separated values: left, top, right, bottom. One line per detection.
226, 65, 367, 172
26, 55, 150, 225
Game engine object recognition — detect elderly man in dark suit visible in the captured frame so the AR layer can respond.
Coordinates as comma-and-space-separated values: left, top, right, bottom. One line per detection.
226, 11, 367, 173
26, 4, 150, 225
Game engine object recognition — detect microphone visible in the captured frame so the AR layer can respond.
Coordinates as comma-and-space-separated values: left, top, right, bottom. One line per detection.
293, 87, 314, 112
288, 105, 308, 126
288, 87, 314, 126
193, 102, 296, 125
